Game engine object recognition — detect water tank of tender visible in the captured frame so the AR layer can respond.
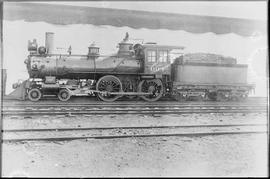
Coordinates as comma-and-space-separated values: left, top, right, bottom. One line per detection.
171, 54, 248, 85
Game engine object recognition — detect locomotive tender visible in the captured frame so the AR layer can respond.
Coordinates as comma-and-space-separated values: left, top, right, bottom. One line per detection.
11, 32, 254, 102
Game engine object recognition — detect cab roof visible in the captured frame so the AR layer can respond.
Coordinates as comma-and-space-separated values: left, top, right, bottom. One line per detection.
142, 44, 185, 50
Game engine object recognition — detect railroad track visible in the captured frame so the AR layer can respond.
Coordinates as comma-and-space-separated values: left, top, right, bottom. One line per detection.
2, 103, 267, 116
3, 98, 268, 106
3, 102, 268, 107
2, 123, 267, 142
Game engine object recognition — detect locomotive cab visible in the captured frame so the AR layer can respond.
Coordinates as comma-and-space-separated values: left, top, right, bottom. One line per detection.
142, 44, 185, 76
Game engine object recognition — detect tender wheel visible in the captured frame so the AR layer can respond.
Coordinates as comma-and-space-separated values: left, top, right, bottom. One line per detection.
96, 75, 123, 102
138, 79, 164, 102
28, 88, 42, 101
216, 92, 229, 102
207, 92, 217, 101
173, 92, 187, 102
58, 89, 71, 101
238, 93, 248, 101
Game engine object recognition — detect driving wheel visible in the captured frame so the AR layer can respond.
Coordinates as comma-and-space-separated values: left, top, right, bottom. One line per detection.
138, 79, 164, 102
96, 75, 123, 102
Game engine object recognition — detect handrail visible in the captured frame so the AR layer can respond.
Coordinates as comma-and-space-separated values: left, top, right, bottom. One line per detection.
30, 54, 120, 58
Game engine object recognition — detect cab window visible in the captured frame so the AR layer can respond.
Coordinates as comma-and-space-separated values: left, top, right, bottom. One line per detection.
147, 50, 156, 62
158, 50, 168, 62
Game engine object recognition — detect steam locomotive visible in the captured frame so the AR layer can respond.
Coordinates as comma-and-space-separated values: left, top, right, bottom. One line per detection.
9, 32, 254, 102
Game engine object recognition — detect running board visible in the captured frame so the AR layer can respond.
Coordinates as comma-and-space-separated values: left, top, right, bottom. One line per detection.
66, 88, 152, 96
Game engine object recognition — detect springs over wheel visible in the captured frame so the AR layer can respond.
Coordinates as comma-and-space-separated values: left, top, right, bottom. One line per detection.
28, 88, 42, 102
58, 89, 71, 102
173, 92, 187, 102
96, 75, 123, 102
138, 79, 164, 102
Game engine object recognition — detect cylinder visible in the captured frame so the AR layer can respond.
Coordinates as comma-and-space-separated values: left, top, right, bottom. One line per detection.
45, 32, 54, 54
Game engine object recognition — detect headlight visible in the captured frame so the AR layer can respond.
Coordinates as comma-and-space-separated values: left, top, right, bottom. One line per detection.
32, 64, 37, 69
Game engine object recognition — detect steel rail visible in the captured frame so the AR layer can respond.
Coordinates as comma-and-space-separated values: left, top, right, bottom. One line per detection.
2, 131, 267, 142
3, 110, 267, 116
3, 123, 267, 142
2, 109, 267, 116
3, 106, 267, 112
2, 103, 267, 108
3, 123, 266, 132
3, 107, 267, 113
3, 99, 267, 105
2, 104, 267, 111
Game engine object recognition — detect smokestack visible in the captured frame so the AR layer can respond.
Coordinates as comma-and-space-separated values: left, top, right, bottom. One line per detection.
45, 32, 54, 54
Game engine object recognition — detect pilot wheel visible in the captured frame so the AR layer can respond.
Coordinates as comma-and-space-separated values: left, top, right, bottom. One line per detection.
58, 89, 71, 102
138, 79, 164, 102
28, 88, 42, 101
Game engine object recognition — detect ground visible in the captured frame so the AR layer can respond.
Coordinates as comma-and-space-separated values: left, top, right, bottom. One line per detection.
1, 113, 268, 177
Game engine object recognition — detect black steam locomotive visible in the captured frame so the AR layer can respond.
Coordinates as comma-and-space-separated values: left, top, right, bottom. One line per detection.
9, 32, 254, 102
